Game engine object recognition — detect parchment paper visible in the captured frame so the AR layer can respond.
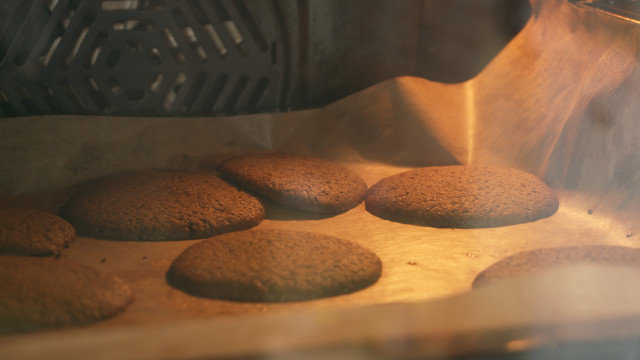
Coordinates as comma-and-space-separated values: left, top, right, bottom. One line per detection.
3, 0, 640, 358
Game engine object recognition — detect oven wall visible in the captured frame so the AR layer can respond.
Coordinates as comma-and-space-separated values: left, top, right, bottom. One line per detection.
294, 0, 530, 109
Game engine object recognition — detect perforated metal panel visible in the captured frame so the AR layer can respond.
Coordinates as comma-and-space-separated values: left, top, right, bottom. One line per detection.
0, 0, 292, 117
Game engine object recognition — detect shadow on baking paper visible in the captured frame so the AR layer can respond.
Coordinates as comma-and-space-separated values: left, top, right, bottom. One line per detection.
260, 197, 341, 221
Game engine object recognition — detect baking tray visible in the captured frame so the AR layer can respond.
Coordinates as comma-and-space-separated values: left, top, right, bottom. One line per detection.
3, 0, 640, 358
2, 163, 639, 360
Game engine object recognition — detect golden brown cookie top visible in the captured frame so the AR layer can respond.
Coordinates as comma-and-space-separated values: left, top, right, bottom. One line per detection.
0, 207, 75, 256
366, 165, 558, 228
217, 153, 367, 213
167, 229, 382, 302
0, 255, 133, 334
61, 171, 264, 241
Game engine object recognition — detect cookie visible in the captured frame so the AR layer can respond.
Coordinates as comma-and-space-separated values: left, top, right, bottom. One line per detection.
473, 246, 640, 288
60, 171, 264, 241
167, 229, 382, 302
216, 153, 367, 213
0, 207, 75, 256
365, 165, 558, 228
0, 256, 133, 334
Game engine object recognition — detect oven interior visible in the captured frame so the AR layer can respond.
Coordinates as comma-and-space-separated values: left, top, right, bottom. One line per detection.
3, 0, 640, 359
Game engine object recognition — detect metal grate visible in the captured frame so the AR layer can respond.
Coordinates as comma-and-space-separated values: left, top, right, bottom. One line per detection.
0, 0, 291, 117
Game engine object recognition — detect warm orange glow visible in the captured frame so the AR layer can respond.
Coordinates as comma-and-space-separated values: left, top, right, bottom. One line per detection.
464, 80, 476, 165
504, 336, 546, 353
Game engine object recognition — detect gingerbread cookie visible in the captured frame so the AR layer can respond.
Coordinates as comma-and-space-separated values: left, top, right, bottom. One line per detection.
0, 256, 133, 333
217, 153, 367, 213
167, 229, 382, 302
60, 171, 264, 241
473, 245, 640, 288
366, 165, 558, 228
0, 207, 75, 256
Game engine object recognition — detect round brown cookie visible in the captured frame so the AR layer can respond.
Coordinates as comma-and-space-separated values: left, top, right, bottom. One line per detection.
473, 246, 640, 288
365, 165, 558, 228
167, 229, 382, 302
0, 207, 75, 256
60, 171, 264, 241
0, 255, 133, 334
216, 153, 367, 213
